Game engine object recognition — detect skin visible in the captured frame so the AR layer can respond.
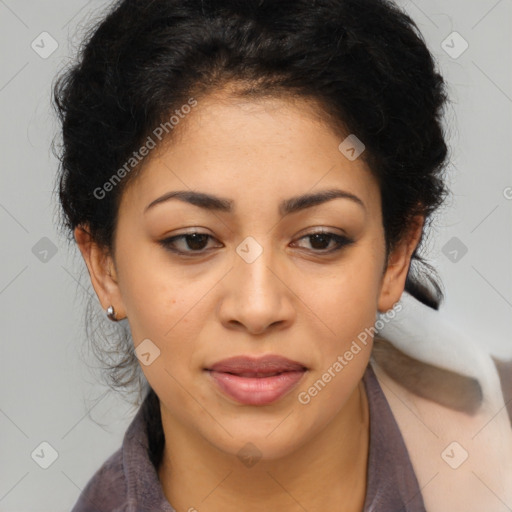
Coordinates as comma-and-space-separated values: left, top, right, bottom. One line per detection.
75, 89, 423, 512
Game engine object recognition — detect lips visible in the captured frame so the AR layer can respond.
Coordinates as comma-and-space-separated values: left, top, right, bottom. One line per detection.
205, 355, 308, 405
208, 355, 307, 374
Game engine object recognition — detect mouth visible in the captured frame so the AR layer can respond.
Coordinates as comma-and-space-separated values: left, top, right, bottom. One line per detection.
204, 355, 308, 406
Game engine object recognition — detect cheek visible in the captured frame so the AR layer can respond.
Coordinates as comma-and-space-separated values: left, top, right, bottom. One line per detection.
116, 251, 220, 385
297, 243, 383, 388
124, 282, 205, 415
305, 251, 382, 338
294, 274, 376, 422
116, 242, 200, 339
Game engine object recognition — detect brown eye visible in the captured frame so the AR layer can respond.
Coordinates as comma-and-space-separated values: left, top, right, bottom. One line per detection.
159, 232, 221, 255
293, 231, 354, 253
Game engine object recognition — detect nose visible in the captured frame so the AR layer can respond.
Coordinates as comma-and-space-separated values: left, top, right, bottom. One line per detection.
218, 243, 296, 336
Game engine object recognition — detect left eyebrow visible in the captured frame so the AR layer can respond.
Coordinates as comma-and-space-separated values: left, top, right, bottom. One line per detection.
144, 188, 366, 215
278, 188, 366, 216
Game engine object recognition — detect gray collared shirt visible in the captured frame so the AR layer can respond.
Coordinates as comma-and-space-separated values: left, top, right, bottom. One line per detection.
70, 362, 426, 511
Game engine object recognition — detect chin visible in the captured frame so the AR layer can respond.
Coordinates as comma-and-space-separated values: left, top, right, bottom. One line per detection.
203, 420, 312, 463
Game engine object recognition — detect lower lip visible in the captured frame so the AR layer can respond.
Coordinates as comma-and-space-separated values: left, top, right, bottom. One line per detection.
207, 370, 306, 405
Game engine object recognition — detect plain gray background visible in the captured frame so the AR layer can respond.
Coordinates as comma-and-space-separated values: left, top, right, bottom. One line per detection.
1, 0, 511, 510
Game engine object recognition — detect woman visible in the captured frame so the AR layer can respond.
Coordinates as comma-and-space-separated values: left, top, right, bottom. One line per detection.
52, 0, 512, 510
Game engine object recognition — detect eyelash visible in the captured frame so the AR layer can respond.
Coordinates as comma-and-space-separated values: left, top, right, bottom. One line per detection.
158, 230, 354, 256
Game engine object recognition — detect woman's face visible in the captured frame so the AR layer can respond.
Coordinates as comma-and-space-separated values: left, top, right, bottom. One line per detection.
78, 91, 420, 460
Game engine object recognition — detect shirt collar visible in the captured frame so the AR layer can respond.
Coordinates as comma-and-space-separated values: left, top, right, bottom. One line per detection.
121, 397, 176, 512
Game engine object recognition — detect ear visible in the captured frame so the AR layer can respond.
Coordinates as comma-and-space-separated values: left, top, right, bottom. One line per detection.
377, 214, 424, 313
74, 225, 127, 320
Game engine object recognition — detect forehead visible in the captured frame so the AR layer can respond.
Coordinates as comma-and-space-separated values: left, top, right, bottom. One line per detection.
119, 93, 380, 217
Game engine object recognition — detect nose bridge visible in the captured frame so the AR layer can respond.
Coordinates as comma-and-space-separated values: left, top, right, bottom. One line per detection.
233, 234, 279, 299
221, 234, 293, 333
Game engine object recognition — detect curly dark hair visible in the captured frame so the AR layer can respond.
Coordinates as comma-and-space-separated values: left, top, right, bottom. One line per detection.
52, 0, 451, 403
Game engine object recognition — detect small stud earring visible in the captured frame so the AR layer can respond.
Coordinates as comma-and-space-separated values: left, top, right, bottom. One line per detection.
106, 305, 118, 322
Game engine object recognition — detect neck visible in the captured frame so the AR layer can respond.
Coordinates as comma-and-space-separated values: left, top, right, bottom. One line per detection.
157, 379, 370, 512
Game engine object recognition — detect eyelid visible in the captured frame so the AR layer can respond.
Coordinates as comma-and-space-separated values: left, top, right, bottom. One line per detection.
158, 231, 222, 254
291, 231, 354, 252
294, 226, 347, 238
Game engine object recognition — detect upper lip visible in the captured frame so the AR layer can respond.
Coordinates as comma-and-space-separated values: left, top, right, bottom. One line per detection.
206, 355, 307, 374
